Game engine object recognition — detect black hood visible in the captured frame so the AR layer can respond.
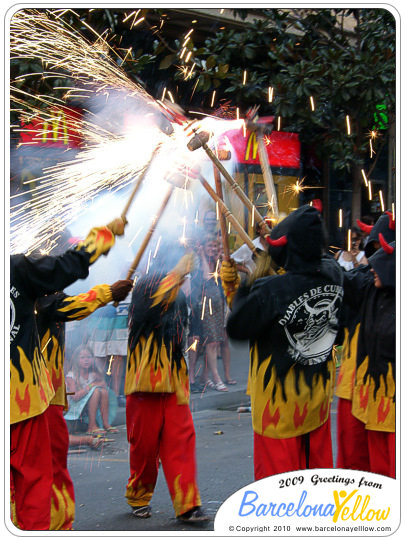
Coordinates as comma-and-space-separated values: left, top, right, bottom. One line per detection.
368, 241, 395, 289
365, 212, 396, 258
267, 205, 326, 271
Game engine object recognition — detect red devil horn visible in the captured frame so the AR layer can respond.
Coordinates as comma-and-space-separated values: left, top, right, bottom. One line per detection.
266, 235, 288, 247
356, 219, 373, 234
378, 233, 394, 254
385, 211, 395, 231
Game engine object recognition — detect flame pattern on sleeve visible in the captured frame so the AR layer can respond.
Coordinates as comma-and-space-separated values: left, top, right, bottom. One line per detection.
56, 284, 112, 320
351, 285, 395, 433
37, 285, 112, 407
75, 226, 115, 264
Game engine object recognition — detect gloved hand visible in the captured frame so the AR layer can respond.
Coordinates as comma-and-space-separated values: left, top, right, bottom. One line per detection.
220, 259, 240, 285
220, 259, 240, 307
107, 217, 127, 236
110, 279, 133, 302
172, 252, 196, 279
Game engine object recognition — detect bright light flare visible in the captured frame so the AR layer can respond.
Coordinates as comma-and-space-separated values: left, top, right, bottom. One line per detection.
106, 355, 114, 375
153, 236, 162, 258
368, 180, 373, 201
268, 87, 274, 103
379, 190, 385, 212
209, 258, 220, 286
346, 115, 351, 135
201, 296, 207, 320
185, 339, 198, 353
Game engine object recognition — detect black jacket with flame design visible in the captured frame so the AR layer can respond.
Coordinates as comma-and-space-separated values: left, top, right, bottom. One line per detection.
227, 206, 344, 438
344, 246, 395, 432
125, 271, 190, 404
10, 227, 115, 424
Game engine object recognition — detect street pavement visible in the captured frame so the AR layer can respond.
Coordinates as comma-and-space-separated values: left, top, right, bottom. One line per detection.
68, 339, 338, 533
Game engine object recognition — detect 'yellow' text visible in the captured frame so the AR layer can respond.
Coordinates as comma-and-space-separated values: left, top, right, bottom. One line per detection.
333, 490, 390, 523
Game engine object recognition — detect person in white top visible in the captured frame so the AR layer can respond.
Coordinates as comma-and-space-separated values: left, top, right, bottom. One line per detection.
335, 228, 368, 271
231, 219, 271, 275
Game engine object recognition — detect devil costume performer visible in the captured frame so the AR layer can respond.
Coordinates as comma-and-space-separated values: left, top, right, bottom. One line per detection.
224, 206, 344, 478
10, 222, 122, 530
124, 253, 208, 523
342, 238, 396, 478
335, 211, 395, 472
34, 281, 131, 530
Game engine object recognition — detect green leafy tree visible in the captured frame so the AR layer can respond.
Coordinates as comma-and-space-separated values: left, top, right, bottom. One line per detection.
168, 8, 395, 219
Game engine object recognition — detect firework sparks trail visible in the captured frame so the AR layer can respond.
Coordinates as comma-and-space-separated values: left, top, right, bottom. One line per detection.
10, 9, 244, 255
10, 9, 153, 101
185, 338, 198, 353
10, 9, 171, 252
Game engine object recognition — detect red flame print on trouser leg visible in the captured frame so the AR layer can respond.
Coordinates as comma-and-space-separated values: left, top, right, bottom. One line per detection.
336, 398, 370, 471
367, 430, 395, 478
10, 413, 53, 530
46, 405, 75, 530
125, 393, 201, 516
253, 418, 333, 479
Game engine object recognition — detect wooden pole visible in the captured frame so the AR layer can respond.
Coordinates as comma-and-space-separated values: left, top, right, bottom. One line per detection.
120, 146, 159, 220
256, 132, 279, 218
201, 141, 271, 234
199, 175, 256, 253
124, 184, 174, 281
213, 165, 230, 261
113, 184, 175, 305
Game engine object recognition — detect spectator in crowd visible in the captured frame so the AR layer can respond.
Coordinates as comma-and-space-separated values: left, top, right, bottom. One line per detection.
65, 345, 119, 435
69, 433, 107, 451
190, 234, 228, 392
335, 226, 367, 270
231, 218, 271, 275
86, 301, 130, 406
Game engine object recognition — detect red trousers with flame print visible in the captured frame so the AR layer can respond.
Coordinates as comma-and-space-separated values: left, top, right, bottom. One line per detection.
253, 417, 333, 479
336, 398, 395, 477
367, 430, 395, 478
336, 397, 370, 471
125, 392, 201, 516
10, 412, 53, 530
45, 405, 75, 529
